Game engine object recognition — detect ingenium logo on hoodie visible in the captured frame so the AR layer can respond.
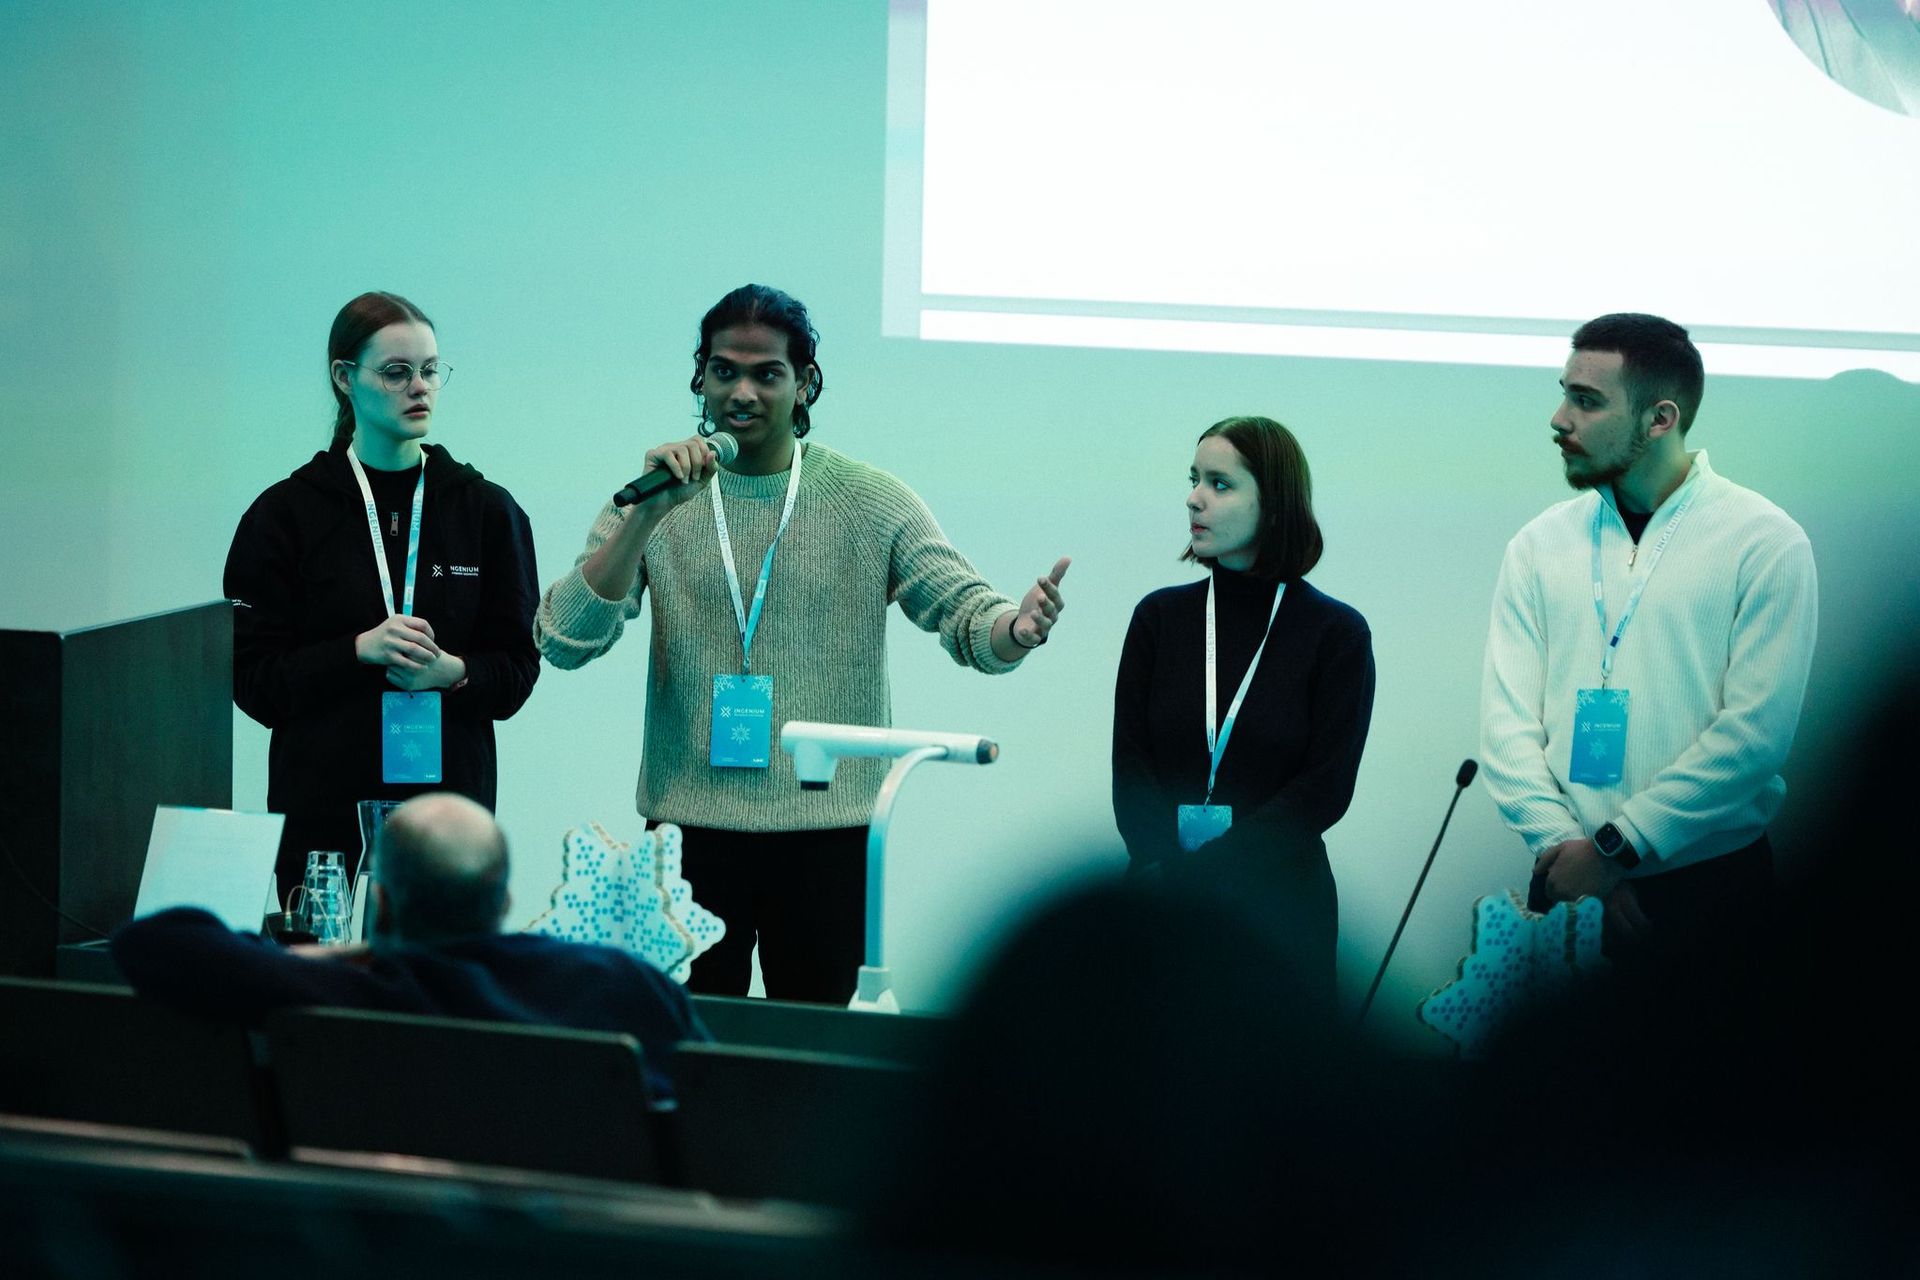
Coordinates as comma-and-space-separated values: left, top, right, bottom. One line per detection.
447, 565, 480, 578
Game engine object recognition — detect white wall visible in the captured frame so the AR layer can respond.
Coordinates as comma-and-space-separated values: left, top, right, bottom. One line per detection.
5, 1, 1915, 1043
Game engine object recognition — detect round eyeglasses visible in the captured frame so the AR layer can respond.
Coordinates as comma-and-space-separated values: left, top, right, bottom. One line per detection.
339, 360, 453, 392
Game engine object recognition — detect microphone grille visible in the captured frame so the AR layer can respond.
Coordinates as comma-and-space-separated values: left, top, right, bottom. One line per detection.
1456, 759, 1479, 788
707, 432, 740, 465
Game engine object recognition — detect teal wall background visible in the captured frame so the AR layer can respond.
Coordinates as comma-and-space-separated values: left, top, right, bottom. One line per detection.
5, 1, 1915, 1039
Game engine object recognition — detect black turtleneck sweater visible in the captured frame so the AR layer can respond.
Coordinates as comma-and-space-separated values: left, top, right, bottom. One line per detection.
1112, 568, 1375, 869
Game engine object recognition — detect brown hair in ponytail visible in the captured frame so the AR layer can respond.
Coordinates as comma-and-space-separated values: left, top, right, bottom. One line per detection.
328, 292, 434, 445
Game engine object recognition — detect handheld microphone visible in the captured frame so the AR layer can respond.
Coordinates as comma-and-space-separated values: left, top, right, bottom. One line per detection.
612, 432, 738, 508
1358, 758, 1478, 1026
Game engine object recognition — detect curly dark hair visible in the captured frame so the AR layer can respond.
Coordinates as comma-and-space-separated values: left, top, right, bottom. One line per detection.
689, 284, 824, 437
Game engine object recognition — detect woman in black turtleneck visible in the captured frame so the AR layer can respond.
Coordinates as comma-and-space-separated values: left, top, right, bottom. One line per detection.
1111, 416, 1374, 984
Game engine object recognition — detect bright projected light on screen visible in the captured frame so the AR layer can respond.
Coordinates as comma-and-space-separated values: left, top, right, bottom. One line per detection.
882, 0, 1920, 381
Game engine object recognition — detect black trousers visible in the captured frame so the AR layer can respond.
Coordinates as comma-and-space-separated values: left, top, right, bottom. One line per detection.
1530, 833, 1775, 980
667, 823, 868, 1005
1154, 830, 1339, 1006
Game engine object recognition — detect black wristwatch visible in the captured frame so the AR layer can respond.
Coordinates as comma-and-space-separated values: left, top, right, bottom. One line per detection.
1594, 822, 1641, 871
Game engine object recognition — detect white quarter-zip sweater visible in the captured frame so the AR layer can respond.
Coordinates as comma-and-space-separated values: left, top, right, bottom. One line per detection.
1479, 451, 1818, 875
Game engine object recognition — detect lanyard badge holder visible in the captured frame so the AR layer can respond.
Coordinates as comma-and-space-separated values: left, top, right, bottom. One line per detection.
1569, 489, 1695, 786
347, 450, 443, 785
1177, 579, 1286, 852
709, 448, 804, 769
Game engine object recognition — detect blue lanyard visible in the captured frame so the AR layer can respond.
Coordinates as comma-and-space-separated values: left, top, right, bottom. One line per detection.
346, 450, 426, 616
712, 445, 804, 674
1203, 577, 1285, 803
1588, 484, 1695, 685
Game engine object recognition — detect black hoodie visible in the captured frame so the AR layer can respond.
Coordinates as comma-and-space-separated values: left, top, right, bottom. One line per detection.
224, 442, 538, 881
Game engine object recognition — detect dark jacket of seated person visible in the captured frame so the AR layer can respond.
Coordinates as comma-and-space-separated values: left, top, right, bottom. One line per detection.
110, 793, 707, 1100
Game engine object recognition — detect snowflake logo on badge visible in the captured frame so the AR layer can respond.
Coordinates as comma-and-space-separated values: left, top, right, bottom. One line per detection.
731, 725, 751, 743
747, 675, 773, 696
401, 741, 422, 761
1575, 689, 1598, 710
1588, 739, 1609, 759
714, 675, 738, 693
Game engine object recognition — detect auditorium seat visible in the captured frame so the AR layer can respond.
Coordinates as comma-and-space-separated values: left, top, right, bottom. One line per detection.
0, 1111, 253, 1161
0, 1120, 846, 1277
691, 994, 948, 1064
0, 976, 276, 1151
265, 1006, 671, 1184
667, 1041, 920, 1207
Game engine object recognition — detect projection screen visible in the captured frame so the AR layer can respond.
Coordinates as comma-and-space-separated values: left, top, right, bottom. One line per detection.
883, 0, 1920, 381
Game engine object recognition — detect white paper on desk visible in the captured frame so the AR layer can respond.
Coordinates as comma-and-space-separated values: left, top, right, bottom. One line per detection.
133, 806, 284, 931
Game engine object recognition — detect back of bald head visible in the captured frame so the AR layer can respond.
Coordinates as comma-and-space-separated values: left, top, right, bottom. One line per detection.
376, 793, 510, 943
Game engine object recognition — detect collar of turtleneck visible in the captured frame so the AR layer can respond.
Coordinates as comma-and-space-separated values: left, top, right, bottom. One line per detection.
1211, 563, 1284, 606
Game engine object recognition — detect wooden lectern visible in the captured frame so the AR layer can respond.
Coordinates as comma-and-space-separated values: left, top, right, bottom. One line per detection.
0, 602, 233, 976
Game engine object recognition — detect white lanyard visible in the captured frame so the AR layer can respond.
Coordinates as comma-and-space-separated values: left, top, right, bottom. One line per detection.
1203, 577, 1286, 803
346, 449, 426, 617
712, 445, 804, 674
1589, 485, 1696, 685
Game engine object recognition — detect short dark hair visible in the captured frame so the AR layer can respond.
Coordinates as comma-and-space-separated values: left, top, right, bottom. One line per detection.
328, 292, 433, 446
689, 284, 824, 437
1182, 416, 1324, 582
376, 815, 508, 943
1571, 313, 1704, 435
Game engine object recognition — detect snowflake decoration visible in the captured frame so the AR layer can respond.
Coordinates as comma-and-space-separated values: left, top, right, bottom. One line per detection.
1416, 890, 1607, 1060
524, 820, 726, 983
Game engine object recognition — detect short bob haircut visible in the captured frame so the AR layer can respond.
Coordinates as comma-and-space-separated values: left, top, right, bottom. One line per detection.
1182, 415, 1323, 582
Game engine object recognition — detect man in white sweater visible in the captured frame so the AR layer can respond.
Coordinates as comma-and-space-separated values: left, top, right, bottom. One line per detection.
1479, 313, 1817, 971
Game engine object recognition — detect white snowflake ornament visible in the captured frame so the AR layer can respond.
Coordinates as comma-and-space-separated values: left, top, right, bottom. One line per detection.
525, 820, 727, 983
1417, 890, 1607, 1060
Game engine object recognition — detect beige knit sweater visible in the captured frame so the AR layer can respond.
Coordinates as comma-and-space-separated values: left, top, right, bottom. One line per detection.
534, 443, 1020, 831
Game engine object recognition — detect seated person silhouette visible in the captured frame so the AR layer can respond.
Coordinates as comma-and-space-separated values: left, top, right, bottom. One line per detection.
113, 792, 707, 1096
865, 865, 1378, 1274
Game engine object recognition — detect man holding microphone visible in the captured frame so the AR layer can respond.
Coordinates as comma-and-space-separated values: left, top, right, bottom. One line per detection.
535, 285, 1069, 1004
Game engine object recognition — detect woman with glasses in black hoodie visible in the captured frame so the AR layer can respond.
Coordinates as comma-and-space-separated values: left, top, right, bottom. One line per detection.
224, 292, 539, 901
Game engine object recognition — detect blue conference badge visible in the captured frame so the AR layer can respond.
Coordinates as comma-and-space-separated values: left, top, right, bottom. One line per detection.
1568, 687, 1630, 786
710, 674, 775, 769
382, 691, 444, 784
1177, 803, 1234, 852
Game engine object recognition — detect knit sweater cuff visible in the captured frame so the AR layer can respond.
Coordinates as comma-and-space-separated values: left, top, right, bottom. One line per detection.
544, 565, 632, 642
970, 606, 1024, 675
